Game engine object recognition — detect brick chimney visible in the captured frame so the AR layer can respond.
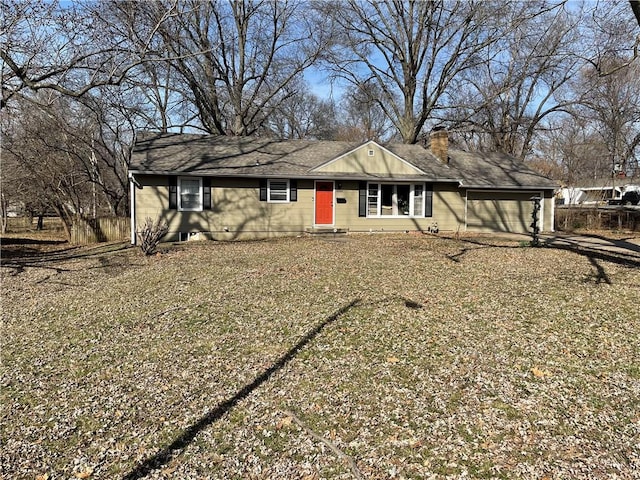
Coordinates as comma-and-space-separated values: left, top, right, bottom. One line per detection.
430, 127, 449, 164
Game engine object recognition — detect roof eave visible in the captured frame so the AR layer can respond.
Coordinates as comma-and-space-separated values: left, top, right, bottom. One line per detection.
128, 169, 461, 183
462, 183, 559, 190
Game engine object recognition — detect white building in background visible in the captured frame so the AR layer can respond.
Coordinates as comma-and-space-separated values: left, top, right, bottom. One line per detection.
558, 179, 640, 205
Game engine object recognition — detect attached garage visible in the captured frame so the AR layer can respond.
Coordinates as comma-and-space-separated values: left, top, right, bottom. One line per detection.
466, 190, 541, 233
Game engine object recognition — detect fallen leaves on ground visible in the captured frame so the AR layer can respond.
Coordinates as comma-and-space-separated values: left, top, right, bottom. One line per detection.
2, 233, 639, 479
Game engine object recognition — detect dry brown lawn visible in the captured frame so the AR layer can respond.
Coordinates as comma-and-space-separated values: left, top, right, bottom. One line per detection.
1, 233, 639, 479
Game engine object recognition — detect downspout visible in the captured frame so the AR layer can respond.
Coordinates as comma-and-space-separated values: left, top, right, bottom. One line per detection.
550, 190, 555, 233
539, 190, 545, 233
129, 172, 136, 245
463, 186, 468, 232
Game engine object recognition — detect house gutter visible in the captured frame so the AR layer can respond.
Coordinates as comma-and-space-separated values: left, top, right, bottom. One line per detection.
127, 169, 461, 183
461, 184, 558, 190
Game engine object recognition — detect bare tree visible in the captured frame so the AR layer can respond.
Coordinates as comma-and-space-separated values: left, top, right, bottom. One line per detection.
109, 0, 333, 136
579, 0, 640, 76
265, 81, 339, 140
1, 0, 179, 110
336, 82, 393, 142
323, 0, 531, 144
76, 89, 138, 214
534, 116, 610, 184
449, 1, 581, 159
2, 93, 130, 238
575, 57, 640, 178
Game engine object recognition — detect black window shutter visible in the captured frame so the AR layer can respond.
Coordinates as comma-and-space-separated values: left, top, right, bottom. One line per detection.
203, 177, 212, 210
358, 181, 367, 217
259, 179, 267, 201
290, 180, 297, 202
425, 183, 433, 217
169, 176, 177, 209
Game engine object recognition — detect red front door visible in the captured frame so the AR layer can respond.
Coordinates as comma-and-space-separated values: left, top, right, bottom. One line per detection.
315, 181, 334, 225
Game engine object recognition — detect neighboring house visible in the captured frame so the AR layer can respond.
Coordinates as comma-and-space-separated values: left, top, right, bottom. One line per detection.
128, 130, 557, 243
4, 200, 25, 218
558, 179, 640, 205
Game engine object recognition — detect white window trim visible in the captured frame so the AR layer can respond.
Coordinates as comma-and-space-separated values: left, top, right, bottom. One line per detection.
178, 176, 203, 212
366, 182, 426, 218
413, 184, 425, 217
267, 179, 290, 203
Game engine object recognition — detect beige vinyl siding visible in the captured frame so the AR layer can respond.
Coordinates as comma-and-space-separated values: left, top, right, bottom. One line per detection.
134, 175, 554, 240
134, 175, 315, 241
314, 143, 423, 175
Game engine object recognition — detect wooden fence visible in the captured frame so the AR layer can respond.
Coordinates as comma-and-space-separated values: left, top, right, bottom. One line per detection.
555, 206, 640, 232
4, 216, 64, 233
71, 216, 130, 244
5, 216, 34, 232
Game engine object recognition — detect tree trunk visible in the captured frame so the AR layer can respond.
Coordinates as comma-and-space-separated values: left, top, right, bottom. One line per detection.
52, 204, 73, 241
0, 191, 7, 234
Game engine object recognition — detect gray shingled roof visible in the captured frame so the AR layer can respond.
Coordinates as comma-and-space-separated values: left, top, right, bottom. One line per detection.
383, 143, 457, 180
448, 149, 558, 189
130, 132, 556, 189
130, 133, 354, 177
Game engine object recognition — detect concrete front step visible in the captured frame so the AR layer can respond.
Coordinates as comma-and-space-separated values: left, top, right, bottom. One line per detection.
305, 227, 348, 235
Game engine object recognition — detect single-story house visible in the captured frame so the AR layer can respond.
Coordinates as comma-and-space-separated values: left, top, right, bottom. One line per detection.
128, 130, 557, 243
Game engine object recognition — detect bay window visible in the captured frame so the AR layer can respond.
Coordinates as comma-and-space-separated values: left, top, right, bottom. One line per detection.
366, 182, 430, 217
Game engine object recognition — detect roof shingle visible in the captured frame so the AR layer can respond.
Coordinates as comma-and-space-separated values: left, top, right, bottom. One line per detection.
129, 132, 557, 189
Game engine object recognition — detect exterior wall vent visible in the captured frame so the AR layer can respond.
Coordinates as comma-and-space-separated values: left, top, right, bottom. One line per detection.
368, 149, 375, 156
179, 232, 202, 242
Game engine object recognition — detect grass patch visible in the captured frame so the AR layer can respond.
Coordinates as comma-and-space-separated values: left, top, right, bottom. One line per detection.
2, 234, 639, 479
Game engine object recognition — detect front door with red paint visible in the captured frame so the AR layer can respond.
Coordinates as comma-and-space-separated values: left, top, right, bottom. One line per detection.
315, 181, 334, 225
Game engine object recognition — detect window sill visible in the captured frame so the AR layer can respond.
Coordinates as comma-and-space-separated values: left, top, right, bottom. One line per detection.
367, 215, 424, 218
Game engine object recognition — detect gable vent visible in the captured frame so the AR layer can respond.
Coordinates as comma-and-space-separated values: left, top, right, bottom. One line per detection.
368, 149, 374, 156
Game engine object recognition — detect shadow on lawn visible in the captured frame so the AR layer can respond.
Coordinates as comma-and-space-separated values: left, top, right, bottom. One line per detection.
542, 235, 640, 285
123, 298, 362, 480
547, 243, 639, 285
443, 236, 523, 263
1, 241, 131, 276
444, 235, 639, 285
0, 237, 67, 246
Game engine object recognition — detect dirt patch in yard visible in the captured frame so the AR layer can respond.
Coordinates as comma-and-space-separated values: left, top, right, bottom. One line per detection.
2, 234, 639, 479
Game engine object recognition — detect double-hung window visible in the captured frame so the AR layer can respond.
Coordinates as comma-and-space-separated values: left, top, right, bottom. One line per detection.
267, 179, 290, 203
366, 182, 428, 217
259, 179, 297, 203
178, 177, 203, 211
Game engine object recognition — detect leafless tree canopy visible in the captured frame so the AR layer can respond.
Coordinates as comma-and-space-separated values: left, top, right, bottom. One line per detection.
105, 0, 333, 136
322, 0, 514, 144
0, 0, 175, 109
1, 92, 130, 237
447, 2, 583, 159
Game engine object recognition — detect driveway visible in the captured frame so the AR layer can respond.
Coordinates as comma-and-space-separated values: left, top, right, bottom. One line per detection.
541, 232, 640, 260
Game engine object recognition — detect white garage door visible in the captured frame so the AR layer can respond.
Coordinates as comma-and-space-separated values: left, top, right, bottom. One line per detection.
466, 191, 538, 233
